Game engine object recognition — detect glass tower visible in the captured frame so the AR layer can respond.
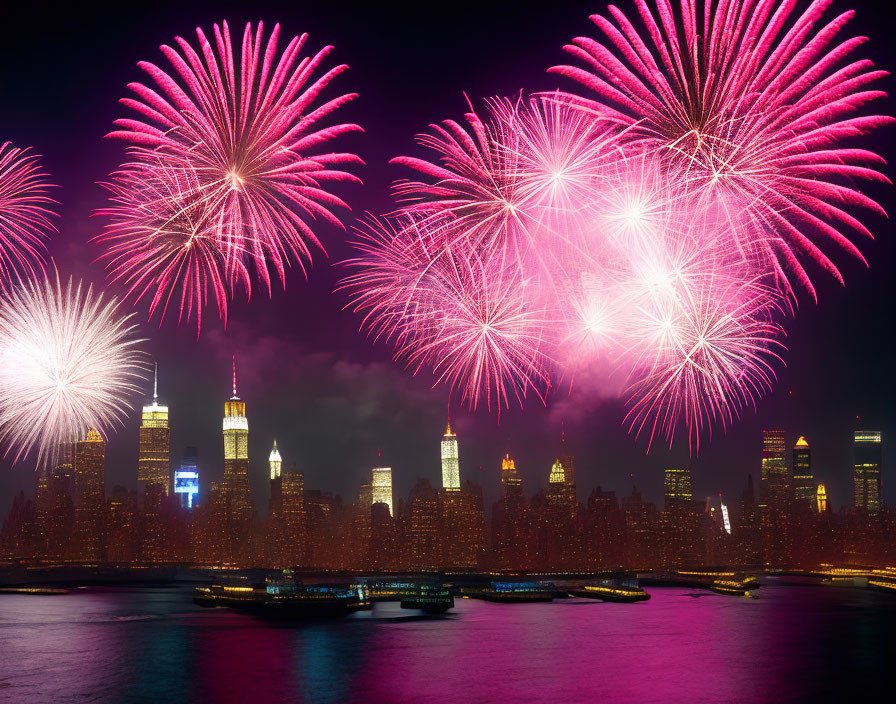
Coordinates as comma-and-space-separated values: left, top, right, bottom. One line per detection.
854, 430, 882, 515
792, 437, 814, 506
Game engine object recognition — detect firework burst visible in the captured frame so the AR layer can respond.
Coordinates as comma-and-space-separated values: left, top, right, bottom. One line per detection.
96, 158, 249, 333
0, 271, 146, 467
550, 0, 893, 298
106, 19, 362, 309
0, 142, 56, 287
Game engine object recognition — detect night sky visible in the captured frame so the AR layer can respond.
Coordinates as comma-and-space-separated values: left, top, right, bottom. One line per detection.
0, 0, 894, 516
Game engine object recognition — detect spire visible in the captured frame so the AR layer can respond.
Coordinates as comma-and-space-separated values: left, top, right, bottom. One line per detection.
232, 355, 238, 399
445, 403, 453, 436
153, 361, 158, 403
561, 420, 566, 449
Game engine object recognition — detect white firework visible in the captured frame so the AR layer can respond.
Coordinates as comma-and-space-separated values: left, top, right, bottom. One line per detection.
0, 270, 147, 466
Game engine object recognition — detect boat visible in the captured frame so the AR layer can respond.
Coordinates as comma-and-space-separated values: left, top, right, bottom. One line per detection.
569, 578, 650, 603
194, 570, 370, 618
464, 581, 556, 603
400, 584, 455, 613
709, 577, 760, 596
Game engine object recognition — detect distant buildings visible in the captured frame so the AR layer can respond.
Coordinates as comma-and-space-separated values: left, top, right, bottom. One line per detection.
4, 356, 894, 573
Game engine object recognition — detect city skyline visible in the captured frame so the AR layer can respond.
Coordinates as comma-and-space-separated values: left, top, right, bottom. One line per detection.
0, 357, 887, 520
0, 0, 895, 526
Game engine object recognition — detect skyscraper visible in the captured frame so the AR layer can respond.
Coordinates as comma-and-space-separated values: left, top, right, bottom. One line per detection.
74, 430, 106, 562
501, 454, 521, 498
174, 446, 199, 510
760, 430, 788, 508
441, 412, 460, 491
663, 468, 692, 508
138, 363, 170, 496
760, 430, 790, 566
269, 440, 282, 480
816, 483, 828, 513
854, 430, 882, 515
792, 437, 814, 506
222, 357, 251, 511
371, 466, 393, 516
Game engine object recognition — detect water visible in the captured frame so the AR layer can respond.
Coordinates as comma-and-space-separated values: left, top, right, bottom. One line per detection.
0, 582, 892, 703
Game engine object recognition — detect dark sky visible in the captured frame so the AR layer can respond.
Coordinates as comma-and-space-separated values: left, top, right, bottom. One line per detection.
0, 0, 894, 516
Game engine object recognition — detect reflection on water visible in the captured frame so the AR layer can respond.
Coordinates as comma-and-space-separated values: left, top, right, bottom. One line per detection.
0, 583, 894, 703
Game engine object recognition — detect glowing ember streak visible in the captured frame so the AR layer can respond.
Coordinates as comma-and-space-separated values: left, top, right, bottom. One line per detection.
96, 158, 248, 333
550, 0, 894, 299
0, 271, 147, 467
106, 20, 363, 302
0, 142, 56, 287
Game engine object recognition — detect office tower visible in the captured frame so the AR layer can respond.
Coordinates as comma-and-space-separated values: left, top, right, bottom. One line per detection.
816, 483, 828, 513
759, 430, 789, 511
408, 478, 440, 570
719, 494, 732, 535
441, 480, 485, 570
791, 437, 814, 506
441, 412, 460, 491
371, 466, 393, 516
106, 485, 138, 563
664, 468, 692, 508
501, 454, 521, 498
222, 357, 251, 512
280, 471, 305, 565
494, 453, 527, 570
854, 430, 882, 515
662, 467, 696, 568
760, 430, 790, 566
174, 447, 200, 510
74, 430, 106, 562
549, 459, 566, 486
138, 363, 171, 496
269, 440, 282, 480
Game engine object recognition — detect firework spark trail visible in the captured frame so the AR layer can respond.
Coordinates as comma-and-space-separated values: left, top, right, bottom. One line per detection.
0, 142, 57, 288
549, 0, 894, 300
96, 158, 250, 333
0, 270, 147, 467
102, 20, 362, 328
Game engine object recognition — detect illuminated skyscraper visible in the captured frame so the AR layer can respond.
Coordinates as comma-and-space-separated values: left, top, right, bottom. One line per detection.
854, 430, 882, 515
371, 466, 393, 516
138, 363, 170, 496
792, 437, 814, 506
269, 440, 282, 480
441, 412, 460, 491
174, 446, 199, 510
222, 357, 251, 511
759, 430, 789, 513
760, 430, 790, 566
501, 454, 521, 498
816, 483, 828, 513
74, 430, 106, 562
663, 468, 692, 508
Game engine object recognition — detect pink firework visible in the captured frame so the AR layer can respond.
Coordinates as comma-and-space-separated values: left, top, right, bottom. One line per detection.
0, 142, 56, 287
96, 158, 249, 333
107, 20, 362, 296
550, 0, 893, 299
344, 214, 551, 409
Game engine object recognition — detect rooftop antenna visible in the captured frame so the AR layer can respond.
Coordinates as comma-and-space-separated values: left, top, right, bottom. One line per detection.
153, 361, 158, 403
232, 355, 237, 398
